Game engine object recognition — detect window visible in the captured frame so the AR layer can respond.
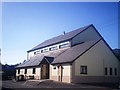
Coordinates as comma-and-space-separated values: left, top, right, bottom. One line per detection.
33, 68, 36, 74
36, 50, 40, 54
44, 48, 48, 52
59, 43, 70, 49
114, 68, 117, 76
80, 66, 87, 74
18, 69, 20, 74
34, 52, 36, 55
105, 67, 108, 75
53, 66, 56, 69
110, 68, 112, 75
41, 50, 43, 53
41, 48, 48, 53
49, 46, 58, 51
24, 69, 27, 74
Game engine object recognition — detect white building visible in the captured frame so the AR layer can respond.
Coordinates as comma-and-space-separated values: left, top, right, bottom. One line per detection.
16, 24, 120, 84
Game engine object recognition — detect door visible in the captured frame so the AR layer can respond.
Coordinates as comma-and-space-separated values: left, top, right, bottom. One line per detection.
58, 65, 63, 82
41, 64, 49, 79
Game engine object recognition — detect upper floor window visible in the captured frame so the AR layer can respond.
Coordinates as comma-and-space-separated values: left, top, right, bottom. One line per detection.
59, 43, 70, 49
33, 68, 36, 74
41, 48, 48, 53
49, 46, 58, 51
80, 66, 87, 74
36, 50, 40, 54
41, 50, 43, 53
34, 52, 36, 55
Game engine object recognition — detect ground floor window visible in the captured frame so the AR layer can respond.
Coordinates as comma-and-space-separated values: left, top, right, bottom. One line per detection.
53, 66, 56, 69
33, 68, 36, 74
109, 68, 112, 75
104, 67, 108, 75
114, 68, 117, 76
24, 69, 27, 74
80, 66, 87, 74
18, 69, 20, 74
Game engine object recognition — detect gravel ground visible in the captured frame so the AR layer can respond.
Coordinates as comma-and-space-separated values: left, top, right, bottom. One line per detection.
2, 80, 118, 90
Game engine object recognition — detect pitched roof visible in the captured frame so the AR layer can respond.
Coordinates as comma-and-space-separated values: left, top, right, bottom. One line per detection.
28, 24, 92, 52
52, 39, 102, 64
16, 55, 44, 68
16, 49, 67, 68
113, 49, 120, 60
17, 39, 102, 68
16, 24, 104, 68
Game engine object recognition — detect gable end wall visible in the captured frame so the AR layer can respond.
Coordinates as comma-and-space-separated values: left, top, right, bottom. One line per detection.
72, 39, 119, 83
71, 26, 101, 46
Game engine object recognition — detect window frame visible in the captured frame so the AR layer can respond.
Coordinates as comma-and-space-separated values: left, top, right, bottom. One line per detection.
49, 46, 58, 51
59, 43, 70, 49
41, 48, 48, 53
80, 65, 87, 74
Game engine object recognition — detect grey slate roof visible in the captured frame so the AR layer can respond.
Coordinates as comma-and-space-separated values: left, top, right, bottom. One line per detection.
16, 49, 67, 68
17, 39, 102, 68
16, 24, 103, 68
16, 55, 44, 68
52, 39, 102, 64
28, 24, 92, 52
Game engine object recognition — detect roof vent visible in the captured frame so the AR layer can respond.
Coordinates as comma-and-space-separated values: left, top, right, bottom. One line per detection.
63, 31, 66, 35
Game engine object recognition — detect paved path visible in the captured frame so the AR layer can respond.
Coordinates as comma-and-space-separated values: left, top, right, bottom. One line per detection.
2, 80, 116, 90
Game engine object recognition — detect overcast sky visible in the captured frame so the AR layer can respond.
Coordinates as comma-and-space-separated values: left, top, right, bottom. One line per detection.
2, 2, 118, 65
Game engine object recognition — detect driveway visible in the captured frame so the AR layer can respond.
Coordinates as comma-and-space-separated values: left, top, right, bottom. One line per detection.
2, 80, 118, 90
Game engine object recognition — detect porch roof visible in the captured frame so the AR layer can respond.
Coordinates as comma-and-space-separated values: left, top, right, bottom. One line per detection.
16, 55, 45, 68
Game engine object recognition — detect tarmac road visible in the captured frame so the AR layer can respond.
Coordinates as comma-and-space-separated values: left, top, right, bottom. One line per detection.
1, 80, 118, 90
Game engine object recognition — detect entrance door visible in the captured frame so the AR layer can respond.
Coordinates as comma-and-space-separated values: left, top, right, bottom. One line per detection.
41, 64, 49, 79
58, 65, 63, 82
